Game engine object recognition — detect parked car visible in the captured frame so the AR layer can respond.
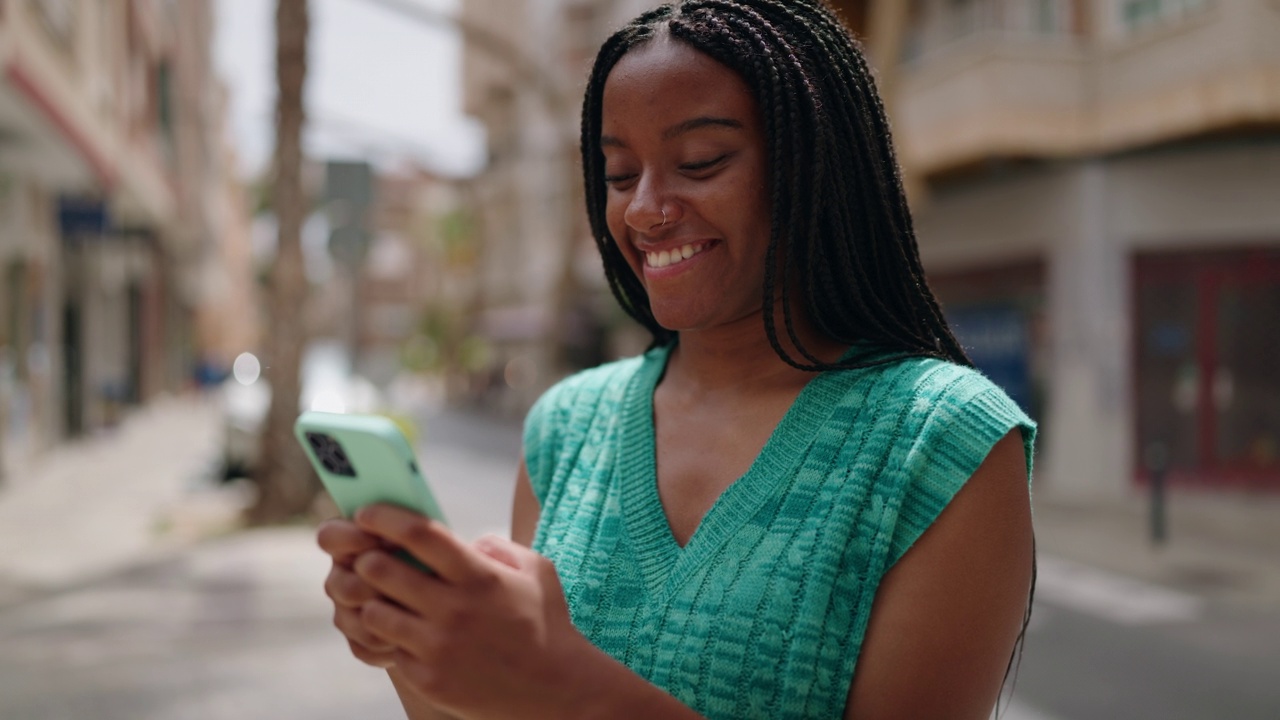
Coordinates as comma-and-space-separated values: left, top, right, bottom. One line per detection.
218, 340, 383, 481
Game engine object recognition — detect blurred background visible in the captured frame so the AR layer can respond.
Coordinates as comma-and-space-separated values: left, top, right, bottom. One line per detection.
0, 0, 1276, 718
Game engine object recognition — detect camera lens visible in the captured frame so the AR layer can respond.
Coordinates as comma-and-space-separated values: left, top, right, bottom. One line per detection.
306, 432, 356, 477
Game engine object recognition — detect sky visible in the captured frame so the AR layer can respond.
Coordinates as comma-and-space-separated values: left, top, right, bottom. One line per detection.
213, 0, 486, 180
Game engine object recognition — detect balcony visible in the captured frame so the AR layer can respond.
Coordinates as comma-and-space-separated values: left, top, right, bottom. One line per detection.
896, 31, 1088, 177
895, 0, 1280, 179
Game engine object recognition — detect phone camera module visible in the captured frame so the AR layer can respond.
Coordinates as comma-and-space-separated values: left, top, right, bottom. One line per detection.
305, 431, 357, 477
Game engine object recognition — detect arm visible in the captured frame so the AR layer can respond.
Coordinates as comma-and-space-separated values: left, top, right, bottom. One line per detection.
383, 457, 542, 720
511, 459, 540, 547
388, 669, 457, 720
844, 430, 1034, 720
385, 459, 542, 716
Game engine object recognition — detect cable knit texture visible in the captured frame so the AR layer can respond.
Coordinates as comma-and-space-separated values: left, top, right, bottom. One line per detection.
524, 344, 1035, 720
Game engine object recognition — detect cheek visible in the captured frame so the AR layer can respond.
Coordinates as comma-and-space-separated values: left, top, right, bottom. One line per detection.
605, 199, 637, 262
604, 197, 624, 240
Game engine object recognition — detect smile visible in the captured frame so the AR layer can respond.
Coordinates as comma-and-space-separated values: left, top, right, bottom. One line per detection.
645, 241, 710, 269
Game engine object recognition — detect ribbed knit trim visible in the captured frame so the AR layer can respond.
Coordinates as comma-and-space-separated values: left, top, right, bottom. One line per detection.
618, 344, 854, 598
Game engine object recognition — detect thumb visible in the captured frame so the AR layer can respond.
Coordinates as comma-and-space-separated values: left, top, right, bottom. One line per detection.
474, 534, 524, 569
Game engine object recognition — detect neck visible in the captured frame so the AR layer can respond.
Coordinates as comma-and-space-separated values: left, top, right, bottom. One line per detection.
663, 309, 846, 395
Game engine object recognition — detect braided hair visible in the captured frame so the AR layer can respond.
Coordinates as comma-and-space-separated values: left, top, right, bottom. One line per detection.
581, 0, 971, 371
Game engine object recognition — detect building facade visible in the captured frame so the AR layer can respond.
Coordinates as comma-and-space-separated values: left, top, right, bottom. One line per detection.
0, 0, 253, 475
894, 0, 1280, 498
357, 164, 469, 390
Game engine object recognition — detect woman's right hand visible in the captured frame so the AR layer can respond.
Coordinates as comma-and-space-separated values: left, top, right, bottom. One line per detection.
317, 518, 401, 668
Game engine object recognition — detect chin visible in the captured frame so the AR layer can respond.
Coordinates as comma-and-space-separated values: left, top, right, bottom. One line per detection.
648, 300, 728, 335
648, 305, 701, 334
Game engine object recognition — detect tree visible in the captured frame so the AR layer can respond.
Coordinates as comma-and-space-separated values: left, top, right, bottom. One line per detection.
248, 0, 314, 524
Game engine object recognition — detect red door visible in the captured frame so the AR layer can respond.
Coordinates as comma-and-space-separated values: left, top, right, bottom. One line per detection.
1134, 248, 1280, 489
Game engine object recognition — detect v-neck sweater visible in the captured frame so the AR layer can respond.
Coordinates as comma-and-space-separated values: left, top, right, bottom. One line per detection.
524, 345, 1035, 720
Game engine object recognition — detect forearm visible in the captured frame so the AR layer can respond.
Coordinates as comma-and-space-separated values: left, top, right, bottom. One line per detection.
569, 647, 706, 720
388, 668, 459, 720
389, 646, 704, 720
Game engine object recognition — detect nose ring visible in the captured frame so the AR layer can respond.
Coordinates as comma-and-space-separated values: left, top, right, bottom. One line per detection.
660, 209, 668, 227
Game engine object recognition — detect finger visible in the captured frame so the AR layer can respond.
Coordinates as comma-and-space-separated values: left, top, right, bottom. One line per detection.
361, 597, 434, 660
353, 549, 448, 618
324, 565, 380, 608
473, 534, 522, 570
317, 519, 381, 567
333, 605, 397, 655
349, 640, 397, 669
355, 505, 487, 585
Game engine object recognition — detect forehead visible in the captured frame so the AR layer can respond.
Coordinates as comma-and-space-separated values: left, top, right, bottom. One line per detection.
601, 37, 758, 131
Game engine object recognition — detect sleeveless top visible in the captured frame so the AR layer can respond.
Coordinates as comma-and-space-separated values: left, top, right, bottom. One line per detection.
523, 345, 1035, 719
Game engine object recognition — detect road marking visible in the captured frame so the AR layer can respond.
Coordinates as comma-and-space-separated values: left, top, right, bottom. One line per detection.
1035, 555, 1204, 625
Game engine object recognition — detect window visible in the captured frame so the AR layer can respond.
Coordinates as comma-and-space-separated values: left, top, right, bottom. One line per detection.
949, 0, 984, 40
1033, 0, 1066, 34
1121, 0, 1208, 33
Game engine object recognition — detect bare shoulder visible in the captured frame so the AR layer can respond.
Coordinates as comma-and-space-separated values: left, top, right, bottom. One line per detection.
845, 430, 1033, 720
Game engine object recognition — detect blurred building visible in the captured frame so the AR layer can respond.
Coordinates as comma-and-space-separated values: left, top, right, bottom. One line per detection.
357, 164, 471, 389
460, 0, 583, 413
0, 0, 253, 471
894, 0, 1280, 498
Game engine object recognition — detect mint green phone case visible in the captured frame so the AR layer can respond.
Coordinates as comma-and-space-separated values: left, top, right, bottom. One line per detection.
293, 411, 447, 525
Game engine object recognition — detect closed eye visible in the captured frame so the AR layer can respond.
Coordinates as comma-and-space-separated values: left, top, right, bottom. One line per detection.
680, 153, 731, 173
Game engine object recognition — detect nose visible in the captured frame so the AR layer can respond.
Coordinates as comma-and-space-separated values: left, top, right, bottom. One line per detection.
623, 172, 673, 235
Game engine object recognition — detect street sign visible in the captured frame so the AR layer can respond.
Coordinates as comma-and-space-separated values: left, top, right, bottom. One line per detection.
324, 161, 374, 267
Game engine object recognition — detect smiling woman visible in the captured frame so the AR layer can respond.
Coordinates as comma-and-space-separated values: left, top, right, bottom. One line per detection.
600, 39, 773, 336
315, 2, 1037, 719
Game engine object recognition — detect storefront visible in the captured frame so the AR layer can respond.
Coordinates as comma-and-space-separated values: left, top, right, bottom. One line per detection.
1134, 247, 1280, 489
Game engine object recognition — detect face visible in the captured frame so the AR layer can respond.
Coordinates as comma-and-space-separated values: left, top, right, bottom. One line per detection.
600, 37, 772, 334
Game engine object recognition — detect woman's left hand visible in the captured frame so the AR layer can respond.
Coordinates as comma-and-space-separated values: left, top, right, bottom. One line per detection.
350, 504, 597, 720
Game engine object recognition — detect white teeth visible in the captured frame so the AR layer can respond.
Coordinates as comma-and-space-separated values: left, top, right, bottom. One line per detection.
645, 242, 707, 268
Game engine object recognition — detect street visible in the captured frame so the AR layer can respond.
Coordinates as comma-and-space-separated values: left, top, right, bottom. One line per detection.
0, 403, 1277, 719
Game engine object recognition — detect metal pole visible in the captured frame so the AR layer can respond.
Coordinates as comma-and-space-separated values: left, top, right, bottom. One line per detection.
1145, 441, 1169, 546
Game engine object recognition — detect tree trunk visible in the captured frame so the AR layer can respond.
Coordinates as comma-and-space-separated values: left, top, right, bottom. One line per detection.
247, 0, 314, 525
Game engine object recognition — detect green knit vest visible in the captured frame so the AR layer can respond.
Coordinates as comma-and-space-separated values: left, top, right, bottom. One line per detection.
524, 345, 1035, 719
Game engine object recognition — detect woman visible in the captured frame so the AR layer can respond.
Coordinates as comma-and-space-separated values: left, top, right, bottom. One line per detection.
318, 1, 1036, 718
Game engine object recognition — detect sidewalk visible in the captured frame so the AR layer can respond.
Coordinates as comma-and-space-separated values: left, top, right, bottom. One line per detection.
1032, 489, 1280, 610
0, 394, 246, 608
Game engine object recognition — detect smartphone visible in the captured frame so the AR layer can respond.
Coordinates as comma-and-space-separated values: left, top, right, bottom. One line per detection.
294, 411, 447, 569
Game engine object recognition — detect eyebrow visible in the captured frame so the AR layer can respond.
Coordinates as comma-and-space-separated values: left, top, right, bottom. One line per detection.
600, 116, 744, 148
